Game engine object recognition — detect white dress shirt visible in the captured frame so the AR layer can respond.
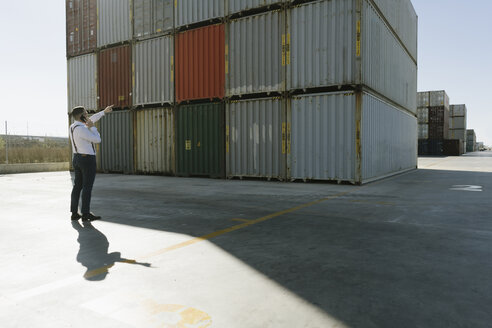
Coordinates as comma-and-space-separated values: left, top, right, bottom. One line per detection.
70, 111, 105, 155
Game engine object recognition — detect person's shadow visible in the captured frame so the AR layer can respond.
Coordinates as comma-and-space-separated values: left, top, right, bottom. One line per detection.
71, 221, 151, 281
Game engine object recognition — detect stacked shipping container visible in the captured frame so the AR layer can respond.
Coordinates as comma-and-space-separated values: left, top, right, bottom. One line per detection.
417, 90, 449, 155
449, 104, 467, 154
66, 0, 418, 184
467, 129, 476, 152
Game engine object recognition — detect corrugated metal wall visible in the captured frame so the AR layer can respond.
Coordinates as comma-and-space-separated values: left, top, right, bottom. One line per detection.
135, 108, 174, 174
176, 103, 225, 177
66, 0, 97, 57
133, 0, 174, 38
175, 0, 224, 28
289, 92, 356, 182
450, 104, 467, 117
99, 110, 134, 173
288, 0, 355, 90
362, 0, 417, 113
371, 0, 418, 61
227, 11, 284, 96
175, 24, 225, 102
361, 92, 417, 182
67, 53, 98, 112
226, 98, 286, 179
417, 107, 428, 123
98, 45, 132, 109
133, 36, 174, 106
429, 90, 449, 108
417, 91, 429, 108
418, 124, 428, 139
227, 0, 282, 15
97, 0, 132, 47
449, 116, 466, 129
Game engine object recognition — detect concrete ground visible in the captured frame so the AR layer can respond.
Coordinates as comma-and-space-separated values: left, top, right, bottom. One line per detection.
1, 151, 492, 328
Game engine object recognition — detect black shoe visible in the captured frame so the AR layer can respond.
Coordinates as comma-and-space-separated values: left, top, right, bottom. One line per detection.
71, 212, 82, 220
82, 213, 101, 221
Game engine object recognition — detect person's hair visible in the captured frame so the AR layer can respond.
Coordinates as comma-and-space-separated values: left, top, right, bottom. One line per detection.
71, 106, 85, 120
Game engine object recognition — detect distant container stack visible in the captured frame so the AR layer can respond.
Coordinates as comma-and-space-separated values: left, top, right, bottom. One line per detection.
417, 90, 449, 155
448, 104, 467, 155
467, 129, 476, 152
66, 0, 419, 184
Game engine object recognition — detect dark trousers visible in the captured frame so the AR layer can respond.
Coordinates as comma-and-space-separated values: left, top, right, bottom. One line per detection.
71, 154, 97, 215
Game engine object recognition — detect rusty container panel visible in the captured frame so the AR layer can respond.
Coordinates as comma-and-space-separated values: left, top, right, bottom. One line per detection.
66, 0, 97, 57
175, 24, 225, 102
98, 45, 132, 109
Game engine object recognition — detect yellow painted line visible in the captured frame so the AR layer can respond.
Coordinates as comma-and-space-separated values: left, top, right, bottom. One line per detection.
231, 218, 252, 223
141, 191, 352, 260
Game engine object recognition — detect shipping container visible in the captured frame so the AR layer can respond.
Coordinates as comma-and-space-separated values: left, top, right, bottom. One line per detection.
417, 91, 429, 108
429, 90, 449, 108
176, 103, 225, 177
98, 45, 132, 109
428, 123, 446, 140
227, 10, 284, 96
288, 91, 416, 184
443, 139, 464, 156
417, 107, 428, 123
449, 128, 466, 141
287, 0, 417, 113
175, 24, 225, 102
450, 104, 467, 117
66, 0, 97, 57
135, 107, 174, 174
371, 0, 418, 61
449, 116, 466, 130
133, 0, 174, 38
99, 110, 134, 173
227, 0, 283, 15
226, 97, 286, 179
175, 0, 224, 28
67, 53, 98, 112
133, 36, 174, 106
97, 0, 132, 47
418, 124, 428, 139
418, 139, 443, 156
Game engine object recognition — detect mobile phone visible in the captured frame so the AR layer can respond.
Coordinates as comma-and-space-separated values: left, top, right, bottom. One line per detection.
80, 115, 87, 123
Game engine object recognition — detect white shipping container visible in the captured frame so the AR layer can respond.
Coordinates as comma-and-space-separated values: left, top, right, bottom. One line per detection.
418, 124, 428, 139
175, 0, 224, 28
449, 116, 466, 130
98, 0, 132, 47
289, 91, 416, 184
417, 107, 428, 124
133, 0, 174, 38
226, 98, 286, 179
227, 10, 284, 96
288, 0, 417, 113
450, 104, 467, 117
67, 53, 97, 112
228, 0, 282, 15
417, 91, 429, 108
429, 90, 450, 108
449, 128, 466, 141
133, 35, 174, 106
135, 108, 174, 174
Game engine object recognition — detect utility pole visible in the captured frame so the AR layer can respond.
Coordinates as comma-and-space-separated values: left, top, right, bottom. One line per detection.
5, 121, 8, 164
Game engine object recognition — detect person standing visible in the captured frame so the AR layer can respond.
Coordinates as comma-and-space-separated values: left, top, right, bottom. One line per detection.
69, 105, 113, 221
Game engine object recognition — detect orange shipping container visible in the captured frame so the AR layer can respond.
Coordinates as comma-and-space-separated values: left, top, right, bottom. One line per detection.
175, 24, 225, 102
98, 45, 132, 109
66, 0, 97, 57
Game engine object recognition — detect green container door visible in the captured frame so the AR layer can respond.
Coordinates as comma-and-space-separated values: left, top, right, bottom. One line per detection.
177, 103, 225, 178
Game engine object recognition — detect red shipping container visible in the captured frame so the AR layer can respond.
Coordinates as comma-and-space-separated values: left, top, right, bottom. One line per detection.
66, 0, 97, 57
98, 45, 132, 109
175, 24, 225, 102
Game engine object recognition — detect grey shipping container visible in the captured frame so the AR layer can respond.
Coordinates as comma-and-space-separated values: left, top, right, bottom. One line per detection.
133, 0, 174, 38
288, 91, 417, 184
227, 0, 283, 15
429, 90, 449, 108
450, 104, 467, 117
133, 35, 174, 106
227, 10, 284, 96
175, 0, 224, 28
449, 129, 466, 141
417, 107, 428, 123
417, 91, 429, 108
418, 124, 428, 139
99, 110, 134, 173
135, 108, 174, 174
287, 0, 417, 113
97, 0, 132, 47
449, 116, 466, 130
67, 53, 98, 112
226, 97, 286, 179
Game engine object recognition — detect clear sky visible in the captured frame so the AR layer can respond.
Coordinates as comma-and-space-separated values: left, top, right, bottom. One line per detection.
0, 1, 490, 145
